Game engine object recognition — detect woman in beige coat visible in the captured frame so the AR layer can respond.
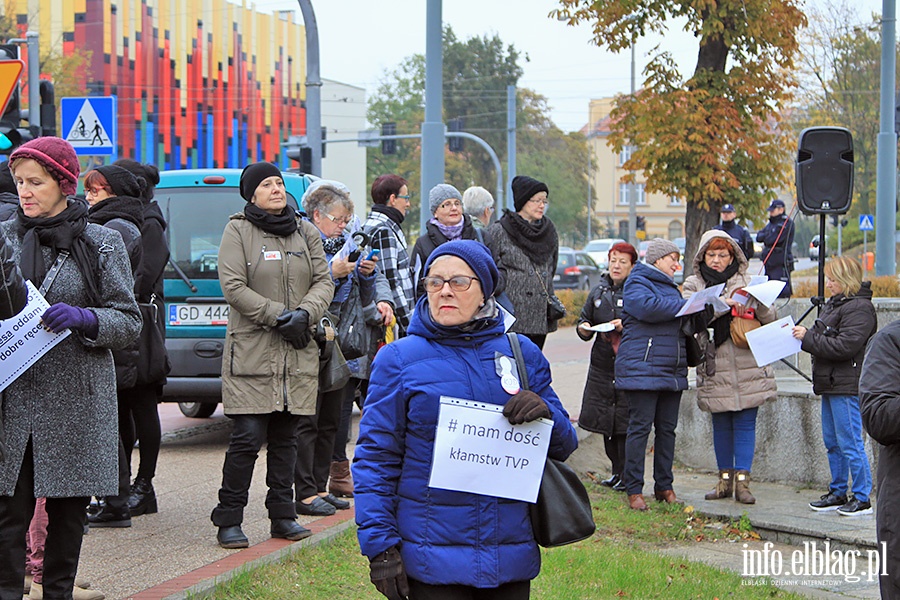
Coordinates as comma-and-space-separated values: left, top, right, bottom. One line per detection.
682, 229, 777, 504
211, 162, 334, 548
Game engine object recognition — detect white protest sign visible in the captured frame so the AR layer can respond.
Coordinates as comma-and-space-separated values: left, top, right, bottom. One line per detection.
430, 396, 552, 503
745, 315, 801, 367
0, 281, 70, 392
742, 280, 786, 308
676, 283, 726, 317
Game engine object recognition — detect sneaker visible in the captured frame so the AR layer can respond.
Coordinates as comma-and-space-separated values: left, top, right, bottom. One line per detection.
809, 491, 848, 512
837, 498, 873, 516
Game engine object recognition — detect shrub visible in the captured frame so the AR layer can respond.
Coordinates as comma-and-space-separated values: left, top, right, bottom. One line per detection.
792, 275, 899, 299
555, 288, 588, 327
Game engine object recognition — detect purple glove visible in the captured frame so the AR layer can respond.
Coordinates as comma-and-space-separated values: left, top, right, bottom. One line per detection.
42, 303, 99, 338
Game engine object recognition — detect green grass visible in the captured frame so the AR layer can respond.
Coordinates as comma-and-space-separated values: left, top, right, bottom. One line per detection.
203, 485, 806, 600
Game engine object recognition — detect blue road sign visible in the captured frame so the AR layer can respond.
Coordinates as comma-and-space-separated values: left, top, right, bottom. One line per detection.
61, 96, 117, 155
859, 214, 874, 231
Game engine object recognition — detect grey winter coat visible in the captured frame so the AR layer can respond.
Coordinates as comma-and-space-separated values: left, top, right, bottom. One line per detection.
218, 215, 334, 416
682, 230, 777, 413
0, 216, 142, 497
484, 220, 559, 336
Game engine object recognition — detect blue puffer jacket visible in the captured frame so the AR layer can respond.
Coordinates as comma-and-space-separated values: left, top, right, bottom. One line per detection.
353, 296, 578, 588
615, 261, 688, 391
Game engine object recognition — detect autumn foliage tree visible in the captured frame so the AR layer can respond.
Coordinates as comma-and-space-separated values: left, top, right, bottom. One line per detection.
554, 0, 806, 270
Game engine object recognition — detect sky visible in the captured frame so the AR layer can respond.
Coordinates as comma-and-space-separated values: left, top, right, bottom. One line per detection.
260, 0, 887, 133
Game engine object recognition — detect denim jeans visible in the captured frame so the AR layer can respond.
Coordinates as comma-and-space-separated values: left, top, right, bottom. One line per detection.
623, 389, 682, 495
821, 394, 872, 502
711, 407, 759, 472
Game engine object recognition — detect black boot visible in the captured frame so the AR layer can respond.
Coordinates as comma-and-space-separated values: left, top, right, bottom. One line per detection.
128, 476, 158, 516
87, 503, 132, 528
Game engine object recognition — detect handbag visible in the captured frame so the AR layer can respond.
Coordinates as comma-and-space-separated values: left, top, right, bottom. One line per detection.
532, 268, 566, 322
729, 307, 761, 349
317, 316, 351, 392
336, 279, 376, 360
135, 294, 171, 386
507, 332, 595, 547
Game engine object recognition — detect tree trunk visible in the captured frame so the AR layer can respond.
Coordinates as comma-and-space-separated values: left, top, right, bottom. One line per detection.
683, 200, 720, 278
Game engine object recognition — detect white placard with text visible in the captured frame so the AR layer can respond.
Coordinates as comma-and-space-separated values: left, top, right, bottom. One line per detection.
0, 281, 70, 392
429, 396, 552, 503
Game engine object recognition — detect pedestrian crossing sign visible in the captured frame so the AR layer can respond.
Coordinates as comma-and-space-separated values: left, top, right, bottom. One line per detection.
859, 214, 874, 231
61, 96, 117, 155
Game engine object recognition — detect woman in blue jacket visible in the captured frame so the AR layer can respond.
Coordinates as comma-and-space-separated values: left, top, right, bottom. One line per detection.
353, 240, 578, 600
616, 238, 688, 511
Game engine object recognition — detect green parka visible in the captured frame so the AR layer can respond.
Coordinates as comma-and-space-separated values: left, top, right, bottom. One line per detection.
218, 214, 334, 415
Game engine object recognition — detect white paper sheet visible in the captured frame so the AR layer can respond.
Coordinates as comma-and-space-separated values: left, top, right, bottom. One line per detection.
748, 275, 769, 286
742, 280, 786, 308
579, 321, 615, 333
745, 315, 802, 367
0, 281, 70, 392
676, 283, 726, 317
429, 397, 551, 503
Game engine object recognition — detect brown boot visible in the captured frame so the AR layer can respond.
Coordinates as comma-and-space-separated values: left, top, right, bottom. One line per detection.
734, 470, 756, 504
328, 459, 354, 498
628, 494, 648, 511
653, 489, 682, 504
705, 469, 734, 500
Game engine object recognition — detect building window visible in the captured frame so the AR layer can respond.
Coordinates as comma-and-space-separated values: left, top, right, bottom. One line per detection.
619, 183, 646, 205
618, 146, 633, 166
669, 196, 681, 206
668, 220, 683, 240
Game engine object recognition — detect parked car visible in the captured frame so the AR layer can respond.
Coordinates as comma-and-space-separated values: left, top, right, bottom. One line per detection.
809, 235, 826, 260
156, 168, 315, 417
583, 237, 626, 269
554, 247, 604, 290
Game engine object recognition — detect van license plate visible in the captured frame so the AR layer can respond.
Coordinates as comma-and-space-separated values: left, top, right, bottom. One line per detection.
169, 303, 230, 326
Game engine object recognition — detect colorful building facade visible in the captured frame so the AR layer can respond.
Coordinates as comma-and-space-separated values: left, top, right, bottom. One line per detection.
11, 0, 308, 169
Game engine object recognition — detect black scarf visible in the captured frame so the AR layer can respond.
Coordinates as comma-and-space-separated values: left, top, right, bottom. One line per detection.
498, 210, 558, 267
371, 203, 405, 225
243, 203, 298, 236
699, 261, 741, 347
88, 195, 145, 229
17, 200, 101, 304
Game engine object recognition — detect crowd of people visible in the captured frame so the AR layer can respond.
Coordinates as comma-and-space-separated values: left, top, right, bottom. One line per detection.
0, 142, 896, 599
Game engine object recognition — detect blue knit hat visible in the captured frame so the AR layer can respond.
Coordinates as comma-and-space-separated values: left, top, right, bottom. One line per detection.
423, 239, 499, 299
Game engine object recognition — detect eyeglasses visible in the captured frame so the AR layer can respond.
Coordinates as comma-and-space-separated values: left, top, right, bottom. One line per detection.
321, 212, 351, 226
422, 275, 480, 293
437, 200, 462, 210
704, 252, 732, 261
395, 194, 411, 200
528, 198, 550, 206
86, 187, 109, 196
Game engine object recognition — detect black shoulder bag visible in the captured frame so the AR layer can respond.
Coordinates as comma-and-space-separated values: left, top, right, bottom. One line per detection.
507, 332, 595, 547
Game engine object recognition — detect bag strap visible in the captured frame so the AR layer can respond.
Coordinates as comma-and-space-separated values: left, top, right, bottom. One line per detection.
506, 332, 529, 392
39, 251, 69, 297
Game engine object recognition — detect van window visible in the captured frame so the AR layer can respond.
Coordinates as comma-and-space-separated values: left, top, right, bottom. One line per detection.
157, 187, 299, 280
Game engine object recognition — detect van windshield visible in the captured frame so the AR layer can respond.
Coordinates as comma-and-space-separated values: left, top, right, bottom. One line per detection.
157, 187, 299, 280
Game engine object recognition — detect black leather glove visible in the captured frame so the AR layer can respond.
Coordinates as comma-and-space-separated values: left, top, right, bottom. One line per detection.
503, 390, 551, 425
369, 546, 409, 600
275, 308, 312, 349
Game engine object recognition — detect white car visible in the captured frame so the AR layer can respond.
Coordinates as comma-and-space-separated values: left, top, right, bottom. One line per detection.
583, 238, 626, 270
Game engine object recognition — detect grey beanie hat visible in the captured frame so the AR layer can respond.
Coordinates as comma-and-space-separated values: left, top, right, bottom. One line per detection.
645, 238, 680, 266
428, 183, 462, 215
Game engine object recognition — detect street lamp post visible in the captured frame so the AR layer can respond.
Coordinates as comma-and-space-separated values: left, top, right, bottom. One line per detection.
627, 41, 637, 248
587, 138, 592, 242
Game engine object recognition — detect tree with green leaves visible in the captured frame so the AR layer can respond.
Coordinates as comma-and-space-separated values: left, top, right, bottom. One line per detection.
554, 0, 806, 270
366, 26, 592, 246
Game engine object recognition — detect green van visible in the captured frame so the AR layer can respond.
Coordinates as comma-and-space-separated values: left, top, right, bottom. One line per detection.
155, 168, 314, 417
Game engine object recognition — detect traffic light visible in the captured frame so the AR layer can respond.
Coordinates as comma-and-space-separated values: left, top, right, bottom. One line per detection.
448, 117, 463, 152
831, 214, 838, 227
381, 122, 396, 155
0, 44, 21, 153
636, 215, 646, 231
39, 81, 55, 136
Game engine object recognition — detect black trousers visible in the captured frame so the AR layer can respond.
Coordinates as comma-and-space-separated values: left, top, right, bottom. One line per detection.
295, 385, 344, 499
332, 378, 363, 462
0, 440, 89, 600
211, 411, 301, 527
104, 438, 131, 513
523, 333, 546, 350
623, 389, 682, 496
604, 434, 627, 477
118, 383, 162, 480
407, 578, 530, 600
